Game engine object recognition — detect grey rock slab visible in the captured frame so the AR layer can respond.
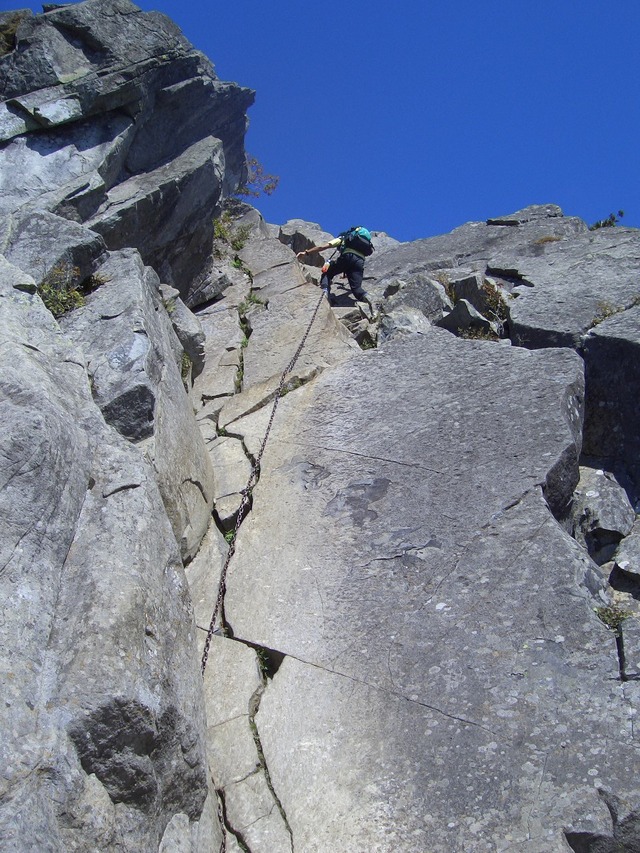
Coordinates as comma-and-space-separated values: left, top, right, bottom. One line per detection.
251, 261, 306, 299
193, 301, 244, 405
582, 303, 640, 486
184, 522, 227, 632
242, 283, 357, 390
160, 284, 206, 378
0, 262, 209, 848
200, 637, 291, 852
186, 260, 250, 309
381, 271, 450, 322
218, 329, 640, 849
378, 305, 433, 343
487, 203, 566, 225
50, 436, 209, 846
60, 248, 215, 561
195, 364, 238, 406
217, 376, 289, 432
496, 227, 640, 350
226, 331, 587, 670
278, 219, 334, 266
370, 229, 402, 254
209, 435, 252, 526
570, 467, 636, 563
1, 209, 107, 286
0, 105, 133, 215
88, 135, 225, 292
223, 772, 292, 853
238, 236, 295, 276
256, 568, 636, 853
367, 205, 587, 285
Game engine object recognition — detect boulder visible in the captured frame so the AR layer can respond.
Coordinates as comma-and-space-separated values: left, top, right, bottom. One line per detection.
1, 209, 107, 287
380, 271, 450, 323
278, 219, 335, 266
378, 305, 433, 342
570, 467, 636, 564
59, 248, 215, 561
436, 297, 493, 336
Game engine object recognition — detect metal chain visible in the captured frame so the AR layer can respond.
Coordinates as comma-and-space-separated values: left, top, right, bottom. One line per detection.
201, 289, 325, 676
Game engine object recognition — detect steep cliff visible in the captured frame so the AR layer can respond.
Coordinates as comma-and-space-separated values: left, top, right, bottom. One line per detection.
1, 4, 640, 853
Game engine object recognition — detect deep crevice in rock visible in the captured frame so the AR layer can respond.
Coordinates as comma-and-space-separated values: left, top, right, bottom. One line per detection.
216, 787, 251, 853
248, 662, 294, 852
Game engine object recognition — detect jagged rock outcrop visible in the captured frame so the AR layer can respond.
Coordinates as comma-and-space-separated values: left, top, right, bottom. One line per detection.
2, 3, 640, 852
0, 1, 252, 849
0, 0, 254, 299
0, 257, 215, 851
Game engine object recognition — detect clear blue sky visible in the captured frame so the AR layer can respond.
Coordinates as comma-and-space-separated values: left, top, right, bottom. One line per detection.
3, 1, 639, 241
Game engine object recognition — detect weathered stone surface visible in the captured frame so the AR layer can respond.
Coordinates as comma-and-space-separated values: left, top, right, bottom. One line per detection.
436, 297, 493, 335
380, 271, 450, 323
160, 283, 206, 378
184, 521, 226, 633
278, 219, 335, 266
378, 305, 433, 343
87, 135, 226, 294
240, 248, 357, 390
496, 228, 640, 350
198, 637, 291, 852
215, 327, 640, 850
570, 467, 636, 564
60, 248, 215, 561
1, 209, 107, 286
0, 257, 209, 850
238, 236, 295, 276
209, 435, 252, 529
370, 229, 402, 254
4, 2, 640, 846
0, 0, 254, 302
366, 204, 587, 289
487, 203, 566, 225
193, 301, 244, 407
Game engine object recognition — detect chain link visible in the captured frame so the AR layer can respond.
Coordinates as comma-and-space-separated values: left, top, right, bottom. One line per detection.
201, 289, 325, 677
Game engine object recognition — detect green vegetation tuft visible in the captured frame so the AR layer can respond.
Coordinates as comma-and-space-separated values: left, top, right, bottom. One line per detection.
458, 326, 499, 341
595, 604, 629, 636
481, 279, 508, 323
38, 261, 84, 318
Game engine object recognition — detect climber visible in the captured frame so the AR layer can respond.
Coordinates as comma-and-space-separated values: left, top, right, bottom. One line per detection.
297, 226, 375, 313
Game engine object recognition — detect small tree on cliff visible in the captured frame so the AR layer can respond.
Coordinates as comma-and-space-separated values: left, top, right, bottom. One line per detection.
236, 155, 279, 198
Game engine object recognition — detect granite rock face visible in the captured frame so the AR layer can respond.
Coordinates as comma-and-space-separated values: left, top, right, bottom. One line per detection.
3, 3, 640, 851
0, 257, 210, 851
59, 249, 215, 562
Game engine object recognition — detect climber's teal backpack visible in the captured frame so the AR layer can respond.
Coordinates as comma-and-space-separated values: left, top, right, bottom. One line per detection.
339, 226, 374, 257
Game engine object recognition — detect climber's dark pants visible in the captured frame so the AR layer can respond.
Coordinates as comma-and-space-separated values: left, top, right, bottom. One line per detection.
321, 253, 368, 301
